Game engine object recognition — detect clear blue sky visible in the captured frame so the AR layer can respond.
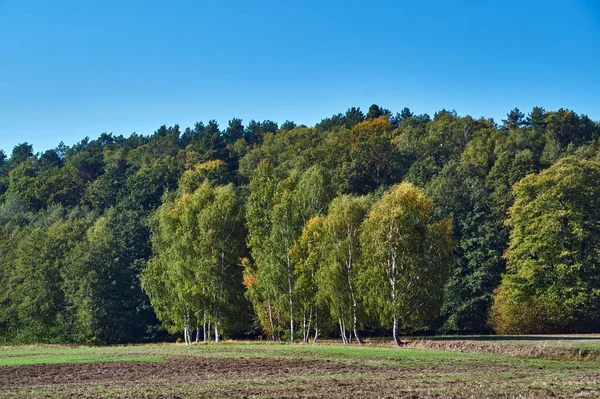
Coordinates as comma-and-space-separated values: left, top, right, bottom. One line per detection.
0, 0, 599, 155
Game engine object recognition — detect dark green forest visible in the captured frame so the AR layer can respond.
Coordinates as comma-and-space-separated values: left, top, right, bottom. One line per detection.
1, 105, 600, 345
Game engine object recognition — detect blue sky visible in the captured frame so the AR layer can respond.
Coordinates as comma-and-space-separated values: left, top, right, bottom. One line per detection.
0, 0, 599, 155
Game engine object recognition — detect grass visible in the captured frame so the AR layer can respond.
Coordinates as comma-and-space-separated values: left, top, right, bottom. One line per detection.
0, 345, 164, 366
1, 340, 598, 369
0, 353, 163, 367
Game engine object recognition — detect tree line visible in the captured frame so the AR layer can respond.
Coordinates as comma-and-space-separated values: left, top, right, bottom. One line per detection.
0, 105, 599, 345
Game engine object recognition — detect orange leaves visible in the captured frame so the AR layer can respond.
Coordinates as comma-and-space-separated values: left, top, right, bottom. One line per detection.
240, 257, 257, 288
242, 274, 257, 288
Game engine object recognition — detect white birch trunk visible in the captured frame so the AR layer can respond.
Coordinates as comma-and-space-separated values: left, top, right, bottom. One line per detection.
207, 318, 211, 341
183, 312, 187, 344
393, 316, 403, 347
347, 268, 363, 344
306, 308, 312, 343
339, 317, 347, 345
389, 242, 403, 347
214, 313, 222, 343
268, 300, 275, 341
287, 255, 294, 343
312, 311, 318, 344
203, 310, 207, 343
302, 311, 307, 343
195, 318, 200, 344
184, 310, 191, 345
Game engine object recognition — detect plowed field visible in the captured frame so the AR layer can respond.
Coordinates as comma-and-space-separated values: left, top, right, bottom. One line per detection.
1, 341, 599, 398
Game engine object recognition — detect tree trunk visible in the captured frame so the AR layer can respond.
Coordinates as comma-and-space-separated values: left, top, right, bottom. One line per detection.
389, 249, 403, 347
353, 326, 363, 345
339, 317, 347, 345
312, 310, 318, 344
184, 310, 191, 345
349, 275, 364, 344
183, 312, 187, 344
287, 257, 294, 343
302, 311, 307, 343
392, 316, 404, 347
268, 300, 275, 342
306, 308, 312, 343
195, 318, 200, 344
207, 318, 211, 341
203, 310, 207, 343
346, 237, 364, 345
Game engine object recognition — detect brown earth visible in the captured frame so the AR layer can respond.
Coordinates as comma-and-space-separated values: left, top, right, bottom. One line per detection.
0, 356, 599, 398
407, 339, 600, 361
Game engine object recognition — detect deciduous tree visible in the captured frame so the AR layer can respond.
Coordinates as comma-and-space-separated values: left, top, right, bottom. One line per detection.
361, 183, 454, 346
491, 158, 600, 333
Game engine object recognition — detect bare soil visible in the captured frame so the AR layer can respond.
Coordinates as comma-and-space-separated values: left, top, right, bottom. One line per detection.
408, 339, 600, 361
1, 356, 599, 398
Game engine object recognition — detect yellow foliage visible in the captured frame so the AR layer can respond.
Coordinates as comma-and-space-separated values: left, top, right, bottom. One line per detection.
180, 160, 228, 193
352, 116, 392, 135
194, 159, 226, 172
489, 285, 565, 334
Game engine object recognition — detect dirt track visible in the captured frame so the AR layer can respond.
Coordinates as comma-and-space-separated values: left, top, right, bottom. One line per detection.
1, 356, 599, 398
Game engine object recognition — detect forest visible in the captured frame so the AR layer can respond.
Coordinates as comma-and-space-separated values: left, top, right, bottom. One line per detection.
1, 104, 599, 345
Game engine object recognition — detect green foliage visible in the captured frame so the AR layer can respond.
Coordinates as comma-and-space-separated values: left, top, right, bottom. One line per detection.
317, 195, 371, 342
142, 180, 245, 341
428, 163, 505, 333
61, 208, 154, 344
1, 105, 599, 344
291, 215, 328, 341
502, 108, 526, 131
10, 143, 33, 164
361, 183, 454, 344
0, 205, 153, 344
491, 158, 600, 333
6, 207, 89, 343
245, 163, 333, 341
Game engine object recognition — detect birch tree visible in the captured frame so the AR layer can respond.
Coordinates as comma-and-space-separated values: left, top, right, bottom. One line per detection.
291, 166, 332, 342
269, 177, 302, 342
142, 179, 244, 343
244, 160, 286, 340
361, 183, 454, 346
291, 215, 326, 343
319, 195, 370, 344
